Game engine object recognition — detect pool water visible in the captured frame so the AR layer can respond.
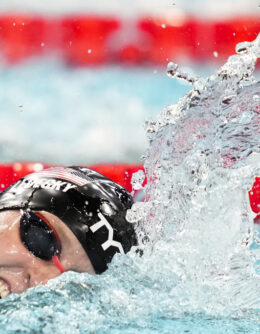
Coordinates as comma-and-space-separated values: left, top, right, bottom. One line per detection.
0, 60, 191, 164
0, 267, 259, 333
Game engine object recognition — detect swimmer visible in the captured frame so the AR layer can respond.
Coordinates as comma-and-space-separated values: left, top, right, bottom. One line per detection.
0, 166, 136, 298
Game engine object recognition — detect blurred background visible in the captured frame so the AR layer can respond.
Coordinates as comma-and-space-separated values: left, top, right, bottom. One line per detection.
0, 0, 259, 165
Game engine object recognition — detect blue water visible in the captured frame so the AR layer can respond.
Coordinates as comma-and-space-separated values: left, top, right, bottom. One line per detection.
0, 270, 259, 334
0, 60, 191, 164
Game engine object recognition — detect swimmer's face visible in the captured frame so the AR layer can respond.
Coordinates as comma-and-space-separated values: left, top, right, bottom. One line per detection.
0, 210, 95, 298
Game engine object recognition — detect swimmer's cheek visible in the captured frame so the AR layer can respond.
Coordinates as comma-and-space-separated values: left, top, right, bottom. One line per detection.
27, 263, 63, 288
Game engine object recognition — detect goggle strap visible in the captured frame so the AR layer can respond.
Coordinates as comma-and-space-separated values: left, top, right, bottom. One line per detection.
52, 255, 66, 273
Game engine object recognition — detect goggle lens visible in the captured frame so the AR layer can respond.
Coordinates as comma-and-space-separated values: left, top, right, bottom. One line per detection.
20, 211, 65, 273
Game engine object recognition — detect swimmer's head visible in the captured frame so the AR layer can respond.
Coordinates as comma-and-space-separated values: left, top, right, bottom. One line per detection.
0, 166, 137, 275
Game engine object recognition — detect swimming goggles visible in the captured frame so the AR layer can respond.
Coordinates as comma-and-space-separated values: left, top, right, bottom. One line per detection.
20, 211, 65, 273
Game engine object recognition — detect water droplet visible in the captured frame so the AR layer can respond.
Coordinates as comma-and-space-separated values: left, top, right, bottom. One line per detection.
33, 163, 44, 172
167, 62, 198, 84
13, 22, 16, 26
213, 51, 218, 58
41, 42, 45, 47
236, 41, 251, 54
131, 170, 146, 191
88, 49, 92, 54
239, 111, 254, 124
167, 62, 179, 78
221, 95, 236, 106
161, 24, 166, 29
101, 202, 115, 216
194, 77, 206, 91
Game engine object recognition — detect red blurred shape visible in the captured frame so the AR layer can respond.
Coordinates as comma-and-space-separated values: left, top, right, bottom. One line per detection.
119, 44, 143, 64
254, 215, 260, 225
139, 16, 260, 64
215, 17, 260, 60
0, 162, 52, 190
61, 16, 119, 65
189, 21, 216, 61
0, 162, 145, 193
248, 177, 260, 214
0, 15, 259, 65
89, 163, 146, 192
0, 15, 48, 63
139, 16, 194, 65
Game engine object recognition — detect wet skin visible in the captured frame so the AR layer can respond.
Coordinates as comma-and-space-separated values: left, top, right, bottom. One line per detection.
0, 210, 95, 297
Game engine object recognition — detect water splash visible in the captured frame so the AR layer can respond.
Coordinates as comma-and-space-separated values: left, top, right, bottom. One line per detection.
130, 33, 260, 314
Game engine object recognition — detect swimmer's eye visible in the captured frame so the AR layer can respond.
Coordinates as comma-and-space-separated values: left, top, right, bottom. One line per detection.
19, 211, 65, 273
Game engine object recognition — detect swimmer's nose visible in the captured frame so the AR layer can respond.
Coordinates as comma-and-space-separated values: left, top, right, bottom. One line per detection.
0, 261, 63, 295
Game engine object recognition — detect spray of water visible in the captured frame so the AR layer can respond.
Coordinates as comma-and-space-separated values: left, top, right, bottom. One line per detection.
128, 33, 260, 314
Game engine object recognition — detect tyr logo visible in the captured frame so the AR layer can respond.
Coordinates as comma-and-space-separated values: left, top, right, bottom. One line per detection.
90, 213, 124, 254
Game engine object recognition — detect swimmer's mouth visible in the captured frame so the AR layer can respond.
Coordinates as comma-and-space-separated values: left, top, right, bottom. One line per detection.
0, 278, 11, 299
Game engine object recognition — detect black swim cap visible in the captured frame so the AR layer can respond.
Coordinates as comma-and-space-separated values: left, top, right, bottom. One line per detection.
0, 166, 137, 274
